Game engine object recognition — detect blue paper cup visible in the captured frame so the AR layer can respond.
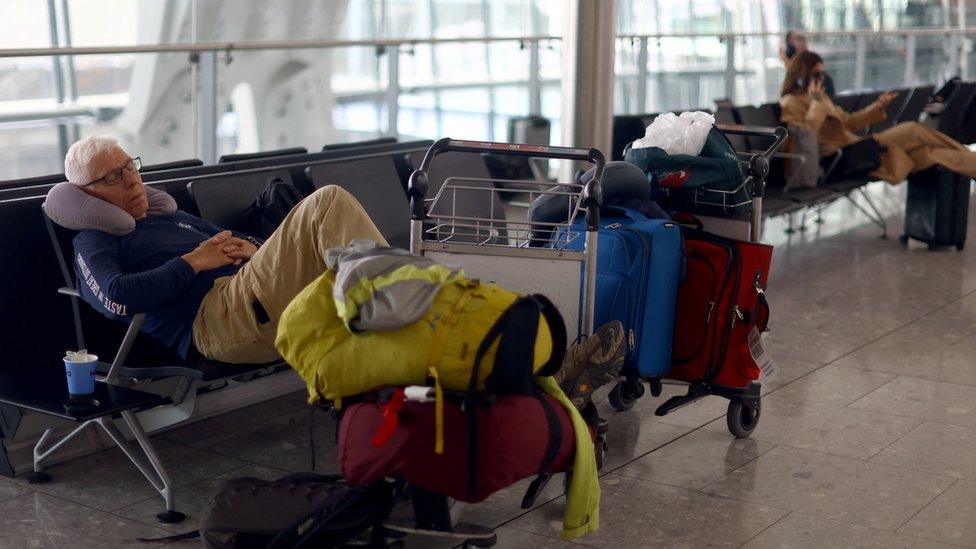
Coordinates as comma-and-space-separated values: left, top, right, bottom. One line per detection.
63, 353, 98, 396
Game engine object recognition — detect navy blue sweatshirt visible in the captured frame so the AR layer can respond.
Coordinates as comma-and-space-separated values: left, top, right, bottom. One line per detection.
73, 211, 250, 358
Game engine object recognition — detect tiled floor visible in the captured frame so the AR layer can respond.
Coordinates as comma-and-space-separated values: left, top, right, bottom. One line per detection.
6, 182, 976, 547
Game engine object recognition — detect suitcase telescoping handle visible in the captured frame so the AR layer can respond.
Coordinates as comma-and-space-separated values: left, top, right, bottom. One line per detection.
407, 137, 606, 230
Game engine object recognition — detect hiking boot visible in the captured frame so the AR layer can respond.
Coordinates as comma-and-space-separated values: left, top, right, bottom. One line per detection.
557, 321, 627, 409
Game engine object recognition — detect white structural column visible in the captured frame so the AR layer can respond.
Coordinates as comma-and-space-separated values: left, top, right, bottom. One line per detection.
560, 0, 617, 158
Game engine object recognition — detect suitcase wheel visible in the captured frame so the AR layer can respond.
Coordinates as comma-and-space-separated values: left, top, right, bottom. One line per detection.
899, 234, 909, 245
957, 242, 966, 251
726, 398, 761, 439
608, 380, 644, 411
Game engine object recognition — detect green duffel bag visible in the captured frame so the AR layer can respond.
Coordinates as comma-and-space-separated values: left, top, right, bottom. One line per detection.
624, 127, 751, 216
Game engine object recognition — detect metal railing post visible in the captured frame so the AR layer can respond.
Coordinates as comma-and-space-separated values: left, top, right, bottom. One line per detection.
904, 34, 917, 87
636, 37, 648, 113
46, 0, 69, 160
385, 45, 400, 137
948, 32, 961, 78
528, 39, 541, 115
854, 35, 866, 92
193, 50, 218, 164
724, 35, 736, 103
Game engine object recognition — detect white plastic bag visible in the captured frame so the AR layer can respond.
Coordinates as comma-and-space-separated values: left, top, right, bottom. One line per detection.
631, 111, 716, 156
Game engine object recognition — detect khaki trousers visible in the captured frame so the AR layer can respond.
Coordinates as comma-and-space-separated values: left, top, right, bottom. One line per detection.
192, 185, 387, 364
871, 122, 976, 183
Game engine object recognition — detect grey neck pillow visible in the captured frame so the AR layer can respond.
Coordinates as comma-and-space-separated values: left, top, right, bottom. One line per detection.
43, 182, 178, 236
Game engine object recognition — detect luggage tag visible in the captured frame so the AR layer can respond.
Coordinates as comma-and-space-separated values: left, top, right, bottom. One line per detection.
748, 326, 779, 380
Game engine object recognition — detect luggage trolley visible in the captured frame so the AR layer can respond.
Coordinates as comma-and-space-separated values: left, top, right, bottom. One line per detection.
385, 138, 604, 547
609, 124, 787, 438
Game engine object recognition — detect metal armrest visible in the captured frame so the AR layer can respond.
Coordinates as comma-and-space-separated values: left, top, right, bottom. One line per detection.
774, 151, 806, 165
57, 287, 80, 297
740, 150, 806, 165
820, 147, 844, 184
99, 313, 146, 385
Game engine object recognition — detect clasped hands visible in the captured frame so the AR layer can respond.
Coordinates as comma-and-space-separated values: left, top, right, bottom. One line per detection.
181, 230, 258, 273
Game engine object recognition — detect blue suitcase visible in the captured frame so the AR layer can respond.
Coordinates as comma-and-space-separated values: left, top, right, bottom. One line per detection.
563, 206, 682, 379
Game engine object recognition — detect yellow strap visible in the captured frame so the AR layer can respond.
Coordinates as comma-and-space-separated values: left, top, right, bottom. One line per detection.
424, 283, 478, 454
427, 367, 445, 454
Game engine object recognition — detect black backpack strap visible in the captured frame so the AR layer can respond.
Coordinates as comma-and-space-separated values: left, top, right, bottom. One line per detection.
463, 294, 566, 498
530, 294, 567, 377
533, 393, 563, 474
482, 297, 541, 394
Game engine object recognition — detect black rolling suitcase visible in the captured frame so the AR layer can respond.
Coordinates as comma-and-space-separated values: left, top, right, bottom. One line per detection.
901, 167, 971, 250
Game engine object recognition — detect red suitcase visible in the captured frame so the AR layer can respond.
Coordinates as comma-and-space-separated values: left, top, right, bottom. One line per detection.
656, 228, 773, 437
338, 391, 588, 504
668, 229, 773, 387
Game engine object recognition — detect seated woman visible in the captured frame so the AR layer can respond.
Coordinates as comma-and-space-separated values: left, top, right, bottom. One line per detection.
779, 51, 976, 183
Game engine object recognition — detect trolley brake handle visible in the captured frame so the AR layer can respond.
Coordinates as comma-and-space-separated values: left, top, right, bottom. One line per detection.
407, 169, 429, 220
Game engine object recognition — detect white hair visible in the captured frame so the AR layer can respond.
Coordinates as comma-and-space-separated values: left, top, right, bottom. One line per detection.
64, 135, 123, 185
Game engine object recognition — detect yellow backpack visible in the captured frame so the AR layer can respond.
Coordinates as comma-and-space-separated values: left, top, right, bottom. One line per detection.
276, 270, 567, 450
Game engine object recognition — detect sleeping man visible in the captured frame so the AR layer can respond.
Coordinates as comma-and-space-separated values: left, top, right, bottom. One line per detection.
60, 135, 386, 364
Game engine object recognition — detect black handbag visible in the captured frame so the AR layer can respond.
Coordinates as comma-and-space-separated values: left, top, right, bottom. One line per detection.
825, 138, 882, 182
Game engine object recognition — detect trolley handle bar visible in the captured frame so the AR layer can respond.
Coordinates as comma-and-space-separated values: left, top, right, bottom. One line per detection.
408, 137, 605, 229
714, 124, 789, 162
432, 138, 601, 163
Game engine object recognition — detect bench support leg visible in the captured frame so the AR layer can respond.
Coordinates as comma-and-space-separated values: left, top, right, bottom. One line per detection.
30, 413, 186, 524
845, 189, 887, 238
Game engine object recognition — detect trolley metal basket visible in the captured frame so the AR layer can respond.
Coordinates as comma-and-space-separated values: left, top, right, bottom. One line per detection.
407, 138, 605, 342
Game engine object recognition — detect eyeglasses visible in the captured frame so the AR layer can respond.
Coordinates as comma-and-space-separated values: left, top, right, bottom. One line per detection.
811, 71, 825, 79
83, 157, 142, 187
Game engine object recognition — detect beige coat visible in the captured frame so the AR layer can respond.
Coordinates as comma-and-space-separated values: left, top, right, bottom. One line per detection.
780, 92, 976, 183
780, 93, 886, 150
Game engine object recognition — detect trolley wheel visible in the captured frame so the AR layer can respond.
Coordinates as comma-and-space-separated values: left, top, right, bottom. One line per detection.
608, 380, 643, 411
899, 234, 909, 245
726, 398, 761, 439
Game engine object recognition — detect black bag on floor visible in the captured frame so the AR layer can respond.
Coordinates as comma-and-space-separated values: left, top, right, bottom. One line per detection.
244, 177, 303, 239
139, 473, 394, 548
903, 167, 971, 250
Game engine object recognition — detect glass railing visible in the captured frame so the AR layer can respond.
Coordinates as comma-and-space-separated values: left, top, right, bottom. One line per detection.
614, 28, 976, 115
0, 27, 974, 181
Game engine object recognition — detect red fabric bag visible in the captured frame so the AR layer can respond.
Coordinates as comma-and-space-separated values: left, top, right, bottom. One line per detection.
338, 392, 582, 503
667, 229, 773, 388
